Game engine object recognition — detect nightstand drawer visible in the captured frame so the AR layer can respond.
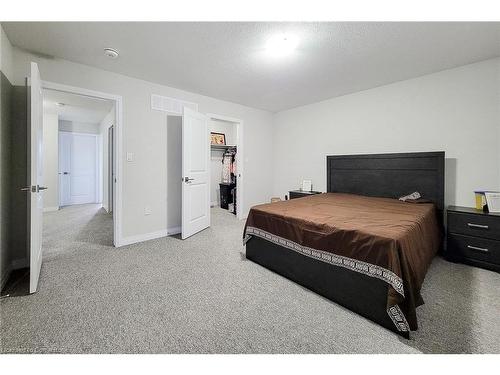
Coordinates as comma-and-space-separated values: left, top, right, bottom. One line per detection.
447, 212, 500, 241
447, 233, 500, 264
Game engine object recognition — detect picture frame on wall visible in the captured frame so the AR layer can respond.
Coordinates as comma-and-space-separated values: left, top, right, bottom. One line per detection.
210, 132, 226, 145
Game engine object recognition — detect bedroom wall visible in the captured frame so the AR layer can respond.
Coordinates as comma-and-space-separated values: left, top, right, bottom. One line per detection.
272, 58, 500, 208
0, 25, 14, 83
0, 25, 14, 287
12, 47, 274, 243
8, 85, 28, 272
166, 115, 182, 230
0, 73, 12, 288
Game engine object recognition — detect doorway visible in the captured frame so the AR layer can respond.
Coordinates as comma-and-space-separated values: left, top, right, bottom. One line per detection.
207, 113, 244, 220
41, 88, 116, 252
166, 110, 244, 240
1, 68, 124, 296
42, 81, 123, 247
1, 64, 124, 297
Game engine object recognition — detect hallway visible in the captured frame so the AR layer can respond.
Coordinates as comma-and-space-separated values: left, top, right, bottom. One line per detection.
43, 204, 113, 258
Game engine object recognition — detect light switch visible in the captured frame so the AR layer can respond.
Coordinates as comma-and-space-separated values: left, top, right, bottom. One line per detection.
126, 152, 134, 162
144, 206, 151, 216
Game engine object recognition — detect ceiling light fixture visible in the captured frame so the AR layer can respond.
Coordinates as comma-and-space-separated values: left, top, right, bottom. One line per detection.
104, 47, 119, 59
266, 34, 299, 58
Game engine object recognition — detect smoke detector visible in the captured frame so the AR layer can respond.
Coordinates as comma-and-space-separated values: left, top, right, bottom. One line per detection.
104, 47, 119, 59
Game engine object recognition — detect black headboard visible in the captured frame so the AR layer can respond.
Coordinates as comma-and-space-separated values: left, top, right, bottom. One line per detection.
326, 152, 445, 211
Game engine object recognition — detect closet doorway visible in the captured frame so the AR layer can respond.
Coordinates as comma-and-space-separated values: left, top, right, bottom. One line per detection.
207, 114, 244, 220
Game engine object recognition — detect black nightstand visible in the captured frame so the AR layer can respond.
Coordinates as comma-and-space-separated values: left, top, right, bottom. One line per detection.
289, 190, 322, 199
446, 206, 500, 273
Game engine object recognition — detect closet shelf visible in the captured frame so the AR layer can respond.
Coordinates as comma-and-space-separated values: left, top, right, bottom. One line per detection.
211, 144, 237, 152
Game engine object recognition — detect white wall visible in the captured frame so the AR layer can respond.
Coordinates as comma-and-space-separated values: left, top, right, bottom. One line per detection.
0, 24, 14, 287
210, 119, 237, 145
166, 115, 182, 230
100, 107, 115, 212
272, 58, 500, 208
12, 47, 274, 242
210, 119, 237, 206
42, 112, 59, 210
59, 120, 100, 134
0, 25, 14, 83
210, 150, 223, 207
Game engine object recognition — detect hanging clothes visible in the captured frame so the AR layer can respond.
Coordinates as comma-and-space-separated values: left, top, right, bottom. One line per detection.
221, 153, 231, 183
221, 147, 237, 184
219, 147, 237, 215
231, 153, 237, 176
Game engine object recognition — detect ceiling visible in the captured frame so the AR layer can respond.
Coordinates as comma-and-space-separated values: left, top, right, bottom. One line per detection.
43, 89, 114, 123
5, 22, 500, 112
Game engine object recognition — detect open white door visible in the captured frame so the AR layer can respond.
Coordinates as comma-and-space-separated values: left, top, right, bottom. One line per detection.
27, 62, 45, 293
181, 107, 210, 239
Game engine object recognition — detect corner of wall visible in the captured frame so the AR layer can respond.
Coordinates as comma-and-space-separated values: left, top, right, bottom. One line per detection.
0, 24, 15, 84
0, 23, 15, 289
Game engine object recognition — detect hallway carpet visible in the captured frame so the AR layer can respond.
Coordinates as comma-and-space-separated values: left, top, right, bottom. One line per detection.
1, 204, 499, 353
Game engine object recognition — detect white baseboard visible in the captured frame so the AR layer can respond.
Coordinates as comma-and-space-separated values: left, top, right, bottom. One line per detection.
119, 226, 182, 247
43, 206, 59, 212
210, 201, 218, 207
167, 226, 181, 235
119, 229, 169, 246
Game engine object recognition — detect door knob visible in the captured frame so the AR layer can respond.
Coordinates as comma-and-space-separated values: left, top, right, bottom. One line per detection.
37, 186, 48, 191
184, 177, 194, 183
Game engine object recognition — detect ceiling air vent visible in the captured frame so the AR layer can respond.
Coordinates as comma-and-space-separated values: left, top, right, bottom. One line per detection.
151, 94, 198, 115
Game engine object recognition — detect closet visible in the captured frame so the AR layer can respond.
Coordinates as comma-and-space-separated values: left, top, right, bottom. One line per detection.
210, 118, 238, 215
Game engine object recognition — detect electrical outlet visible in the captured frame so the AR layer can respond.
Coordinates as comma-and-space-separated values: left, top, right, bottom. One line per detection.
144, 206, 151, 216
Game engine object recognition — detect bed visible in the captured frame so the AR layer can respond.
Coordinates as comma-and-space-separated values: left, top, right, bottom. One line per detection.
244, 152, 444, 337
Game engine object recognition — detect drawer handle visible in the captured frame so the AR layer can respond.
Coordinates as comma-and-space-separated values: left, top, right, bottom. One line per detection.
467, 245, 489, 253
467, 223, 489, 229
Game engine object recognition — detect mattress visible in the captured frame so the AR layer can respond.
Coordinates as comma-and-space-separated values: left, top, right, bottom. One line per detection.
243, 192, 442, 332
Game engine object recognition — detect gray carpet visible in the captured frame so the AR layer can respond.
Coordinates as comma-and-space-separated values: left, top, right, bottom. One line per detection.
1, 204, 499, 353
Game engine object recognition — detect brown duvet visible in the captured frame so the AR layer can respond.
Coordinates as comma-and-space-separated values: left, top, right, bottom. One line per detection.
243, 193, 441, 332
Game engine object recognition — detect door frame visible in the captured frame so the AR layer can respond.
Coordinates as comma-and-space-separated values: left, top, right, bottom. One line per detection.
206, 113, 244, 220
42, 80, 124, 247
58, 130, 101, 207
108, 125, 114, 213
